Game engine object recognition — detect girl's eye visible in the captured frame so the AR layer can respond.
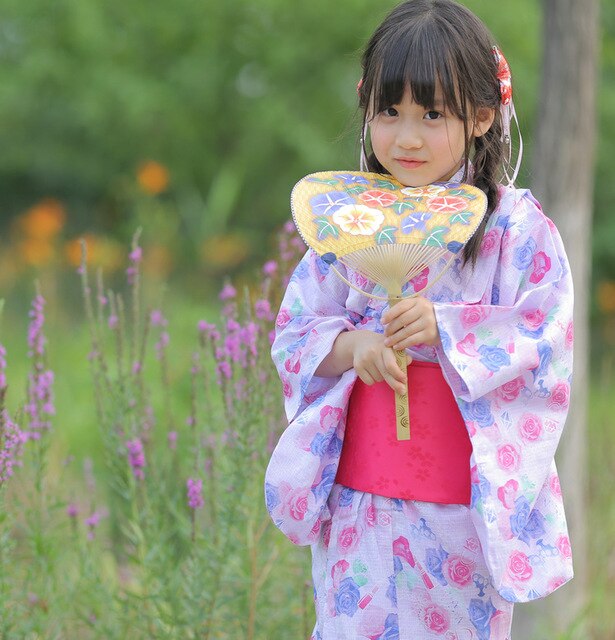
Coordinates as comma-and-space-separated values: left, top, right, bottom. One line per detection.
424, 110, 443, 121
382, 107, 398, 117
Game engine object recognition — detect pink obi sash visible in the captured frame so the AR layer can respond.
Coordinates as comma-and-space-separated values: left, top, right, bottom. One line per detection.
336, 361, 472, 504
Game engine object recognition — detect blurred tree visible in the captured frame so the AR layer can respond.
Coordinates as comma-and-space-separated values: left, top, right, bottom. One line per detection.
513, 0, 599, 637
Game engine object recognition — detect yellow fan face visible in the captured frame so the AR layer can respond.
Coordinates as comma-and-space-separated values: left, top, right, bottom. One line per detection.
291, 171, 488, 260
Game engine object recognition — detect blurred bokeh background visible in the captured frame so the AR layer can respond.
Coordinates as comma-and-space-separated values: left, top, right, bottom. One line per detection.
0, 0, 612, 321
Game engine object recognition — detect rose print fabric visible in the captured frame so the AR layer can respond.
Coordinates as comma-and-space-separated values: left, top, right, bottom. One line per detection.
265, 185, 574, 637
311, 486, 513, 639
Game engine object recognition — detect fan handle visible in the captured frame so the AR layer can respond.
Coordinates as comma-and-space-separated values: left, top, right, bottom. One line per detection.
388, 294, 410, 440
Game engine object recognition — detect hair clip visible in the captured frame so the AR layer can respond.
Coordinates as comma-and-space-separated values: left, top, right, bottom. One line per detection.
493, 45, 522, 185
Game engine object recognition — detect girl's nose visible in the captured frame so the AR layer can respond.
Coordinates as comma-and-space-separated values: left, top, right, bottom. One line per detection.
396, 124, 422, 150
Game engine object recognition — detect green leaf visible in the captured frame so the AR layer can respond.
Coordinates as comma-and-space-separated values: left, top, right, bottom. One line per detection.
391, 201, 416, 215
423, 226, 448, 247
314, 216, 339, 240
376, 225, 397, 245
308, 177, 339, 185
449, 211, 473, 225
374, 179, 398, 190
354, 574, 368, 587
346, 185, 367, 195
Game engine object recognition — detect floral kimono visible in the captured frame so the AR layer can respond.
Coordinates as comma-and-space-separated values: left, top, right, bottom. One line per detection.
265, 184, 574, 640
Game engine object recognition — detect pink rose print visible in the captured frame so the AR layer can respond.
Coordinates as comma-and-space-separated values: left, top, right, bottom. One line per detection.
322, 520, 332, 547
490, 610, 512, 639
521, 309, 545, 330
480, 229, 500, 257
443, 554, 476, 588
337, 525, 360, 554
497, 479, 519, 509
548, 576, 567, 591
456, 333, 479, 357
282, 376, 293, 398
409, 267, 429, 293
460, 305, 490, 330
565, 322, 574, 350
331, 559, 350, 588
496, 376, 525, 402
422, 603, 450, 634
284, 487, 314, 521
529, 251, 551, 284
496, 444, 521, 472
366, 504, 377, 527
284, 350, 301, 374
556, 535, 572, 559
549, 474, 562, 497
548, 382, 570, 411
518, 413, 542, 442
357, 606, 387, 638
320, 405, 344, 430
377, 512, 392, 527
276, 308, 292, 328
507, 551, 533, 582
310, 518, 322, 539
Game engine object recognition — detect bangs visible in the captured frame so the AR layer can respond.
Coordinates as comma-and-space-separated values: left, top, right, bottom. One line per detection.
365, 20, 467, 120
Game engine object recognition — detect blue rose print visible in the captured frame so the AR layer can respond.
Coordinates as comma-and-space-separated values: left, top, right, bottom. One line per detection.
334, 577, 360, 617
494, 214, 510, 228
439, 327, 452, 352
327, 433, 343, 457
491, 283, 500, 305
312, 464, 336, 500
425, 545, 449, 586
381, 613, 400, 640
265, 482, 280, 511
459, 398, 494, 428
518, 508, 546, 546
471, 468, 492, 509
309, 191, 354, 216
532, 340, 553, 380
386, 573, 398, 607
469, 597, 497, 640
513, 237, 537, 270
510, 496, 531, 538
310, 432, 329, 457
339, 486, 355, 507
315, 255, 332, 276
478, 344, 511, 372
517, 324, 545, 339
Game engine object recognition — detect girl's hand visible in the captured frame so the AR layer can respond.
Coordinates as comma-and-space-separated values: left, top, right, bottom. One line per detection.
351, 331, 409, 395
381, 296, 441, 350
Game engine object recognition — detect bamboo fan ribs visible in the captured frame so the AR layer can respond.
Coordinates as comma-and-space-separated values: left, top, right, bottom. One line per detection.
291, 171, 487, 441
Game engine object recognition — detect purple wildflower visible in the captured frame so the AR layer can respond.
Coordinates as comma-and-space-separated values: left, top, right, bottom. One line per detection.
66, 503, 79, 518
150, 309, 167, 327
0, 410, 26, 485
219, 282, 237, 301
155, 331, 169, 359
168, 431, 178, 450
198, 320, 220, 342
186, 478, 204, 509
126, 244, 142, 285
126, 438, 146, 479
25, 294, 55, 439
255, 299, 273, 321
262, 260, 278, 276
84, 509, 107, 540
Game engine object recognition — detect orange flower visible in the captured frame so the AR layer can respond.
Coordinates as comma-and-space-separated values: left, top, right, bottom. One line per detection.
597, 281, 615, 314
20, 237, 55, 266
20, 199, 66, 239
137, 161, 169, 195
200, 233, 251, 269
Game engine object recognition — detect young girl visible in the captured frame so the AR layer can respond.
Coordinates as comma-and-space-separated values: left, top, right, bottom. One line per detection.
265, 1, 574, 638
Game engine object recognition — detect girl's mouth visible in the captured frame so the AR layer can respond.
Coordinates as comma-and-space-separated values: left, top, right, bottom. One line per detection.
396, 159, 426, 169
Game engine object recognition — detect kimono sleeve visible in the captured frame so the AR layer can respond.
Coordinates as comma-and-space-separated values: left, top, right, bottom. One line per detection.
436, 191, 575, 601
434, 191, 574, 404
265, 249, 360, 545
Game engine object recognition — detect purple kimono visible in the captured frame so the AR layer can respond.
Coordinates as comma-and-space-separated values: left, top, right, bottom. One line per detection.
265, 185, 574, 639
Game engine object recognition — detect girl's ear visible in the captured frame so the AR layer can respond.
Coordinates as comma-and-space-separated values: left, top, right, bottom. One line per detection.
473, 107, 496, 137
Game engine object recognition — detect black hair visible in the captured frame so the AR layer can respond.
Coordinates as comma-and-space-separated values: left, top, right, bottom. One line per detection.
358, 0, 506, 265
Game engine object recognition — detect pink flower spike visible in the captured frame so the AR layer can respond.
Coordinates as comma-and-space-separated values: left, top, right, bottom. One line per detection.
219, 283, 237, 301
186, 477, 204, 509
262, 260, 278, 276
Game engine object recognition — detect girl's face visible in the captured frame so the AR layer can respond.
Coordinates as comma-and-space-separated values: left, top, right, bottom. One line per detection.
368, 87, 491, 187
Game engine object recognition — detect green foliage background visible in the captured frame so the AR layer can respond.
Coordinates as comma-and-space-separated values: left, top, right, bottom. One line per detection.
0, 0, 612, 278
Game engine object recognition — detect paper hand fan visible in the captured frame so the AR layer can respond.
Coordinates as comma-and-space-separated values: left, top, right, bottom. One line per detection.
291, 171, 488, 441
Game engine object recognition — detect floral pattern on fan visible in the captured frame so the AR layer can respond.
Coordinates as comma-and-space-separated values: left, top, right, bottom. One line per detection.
292, 171, 487, 257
